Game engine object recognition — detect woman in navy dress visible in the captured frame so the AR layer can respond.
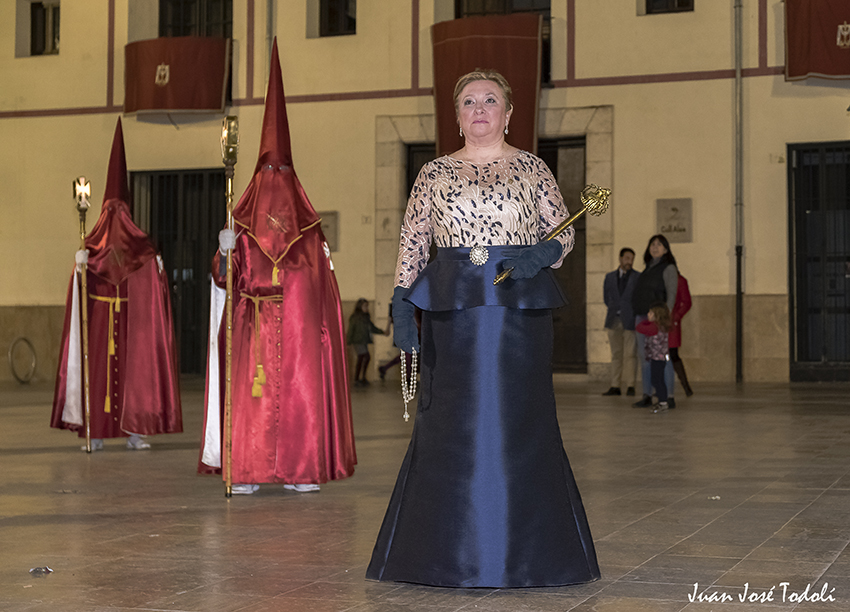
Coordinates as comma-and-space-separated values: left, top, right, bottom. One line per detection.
366, 70, 600, 588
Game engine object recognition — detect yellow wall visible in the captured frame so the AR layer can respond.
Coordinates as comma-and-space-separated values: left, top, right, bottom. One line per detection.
574, 2, 747, 77
2, 4, 110, 110
1, 0, 846, 383
278, 2, 414, 95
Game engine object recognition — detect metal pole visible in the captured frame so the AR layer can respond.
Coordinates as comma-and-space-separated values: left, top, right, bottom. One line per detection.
221, 117, 239, 497
734, 0, 744, 384
73, 177, 93, 453
267, 0, 275, 78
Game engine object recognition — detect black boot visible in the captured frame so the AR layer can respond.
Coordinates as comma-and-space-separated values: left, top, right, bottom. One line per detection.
632, 394, 653, 408
673, 360, 693, 397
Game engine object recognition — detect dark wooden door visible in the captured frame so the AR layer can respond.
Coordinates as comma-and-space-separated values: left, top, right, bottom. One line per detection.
539, 139, 587, 373
788, 143, 850, 381
132, 169, 226, 375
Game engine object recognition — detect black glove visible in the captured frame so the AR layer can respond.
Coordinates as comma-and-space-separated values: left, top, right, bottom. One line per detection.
503, 241, 563, 279
392, 286, 419, 353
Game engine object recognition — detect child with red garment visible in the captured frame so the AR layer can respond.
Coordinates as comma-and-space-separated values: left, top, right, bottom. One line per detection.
636, 303, 673, 413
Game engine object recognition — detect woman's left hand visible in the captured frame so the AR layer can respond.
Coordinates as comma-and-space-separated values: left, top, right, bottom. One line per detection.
503, 241, 563, 279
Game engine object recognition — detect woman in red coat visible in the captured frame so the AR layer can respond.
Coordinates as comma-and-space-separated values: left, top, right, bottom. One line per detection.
669, 274, 693, 396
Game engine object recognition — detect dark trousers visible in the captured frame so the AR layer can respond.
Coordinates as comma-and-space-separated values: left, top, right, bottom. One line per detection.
354, 352, 371, 381
650, 360, 668, 402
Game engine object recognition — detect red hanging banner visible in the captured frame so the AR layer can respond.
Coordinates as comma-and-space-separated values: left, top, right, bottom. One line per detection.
124, 37, 230, 113
432, 14, 542, 157
786, 0, 850, 80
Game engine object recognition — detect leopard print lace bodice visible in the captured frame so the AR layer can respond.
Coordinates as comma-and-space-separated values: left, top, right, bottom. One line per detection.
394, 150, 574, 288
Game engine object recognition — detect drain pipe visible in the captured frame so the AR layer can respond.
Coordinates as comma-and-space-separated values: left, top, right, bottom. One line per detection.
267, 0, 275, 77
734, 0, 744, 383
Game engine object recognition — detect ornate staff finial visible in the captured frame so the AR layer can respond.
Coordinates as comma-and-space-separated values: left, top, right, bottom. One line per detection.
74, 176, 91, 211
73, 176, 91, 240
493, 183, 612, 285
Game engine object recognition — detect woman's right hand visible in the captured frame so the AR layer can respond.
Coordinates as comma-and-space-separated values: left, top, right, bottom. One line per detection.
392, 286, 419, 353
502, 241, 563, 279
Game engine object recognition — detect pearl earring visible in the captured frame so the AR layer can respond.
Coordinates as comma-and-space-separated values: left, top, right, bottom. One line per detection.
504, 124, 509, 135
459, 126, 463, 137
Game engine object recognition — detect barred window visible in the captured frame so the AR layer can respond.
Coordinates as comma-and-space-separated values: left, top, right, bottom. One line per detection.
646, 0, 694, 15
320, 0, 356, 37
159, 0, 233, 38
30, 1, 60, 56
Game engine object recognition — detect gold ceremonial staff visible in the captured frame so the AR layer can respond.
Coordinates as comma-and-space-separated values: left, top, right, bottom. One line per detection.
493, 184, 611, 285
221, 117, 239, 498
73, 177, 93, 453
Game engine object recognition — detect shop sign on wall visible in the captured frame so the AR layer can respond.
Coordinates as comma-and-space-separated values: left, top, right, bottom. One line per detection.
657, 198, 692, 243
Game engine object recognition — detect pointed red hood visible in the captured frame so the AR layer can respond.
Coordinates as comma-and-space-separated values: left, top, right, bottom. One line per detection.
85, 118, 156, 285
231, 38, 320, 263
103, 117, 132, 211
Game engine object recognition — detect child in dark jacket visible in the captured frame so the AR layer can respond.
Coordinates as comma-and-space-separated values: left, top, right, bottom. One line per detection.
347, 298, 386, 386
635, 303, 672, 413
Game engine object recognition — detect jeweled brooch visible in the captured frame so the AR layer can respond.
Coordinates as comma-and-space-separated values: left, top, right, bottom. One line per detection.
469, 245, 489, 266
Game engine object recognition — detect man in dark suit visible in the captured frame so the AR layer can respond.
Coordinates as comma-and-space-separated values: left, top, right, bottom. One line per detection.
602, 248, 639, 396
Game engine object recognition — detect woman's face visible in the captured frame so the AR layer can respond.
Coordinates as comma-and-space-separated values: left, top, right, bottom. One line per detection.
648, 239, 668, 259
456, 80, 512, 144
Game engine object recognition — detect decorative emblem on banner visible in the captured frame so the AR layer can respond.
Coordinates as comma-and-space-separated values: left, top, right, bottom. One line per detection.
155, 63, 170, 86
838, 22, 850, 49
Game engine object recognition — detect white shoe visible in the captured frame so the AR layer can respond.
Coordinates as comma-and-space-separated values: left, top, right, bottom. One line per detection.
126, 434, 151, 450
231, 484, 260, 495
284, 484, 320, 492
81, 439, 104, 451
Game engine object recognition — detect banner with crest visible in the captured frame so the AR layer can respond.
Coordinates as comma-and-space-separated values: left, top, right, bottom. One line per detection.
786, 0, 850, 80
124, 37, 230, 113
432, 14, 542, 157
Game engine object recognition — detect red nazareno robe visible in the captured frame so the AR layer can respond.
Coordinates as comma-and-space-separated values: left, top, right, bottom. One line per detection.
50, 201, 183, 438
51, 118, 182, 439
198, 39, 355, 484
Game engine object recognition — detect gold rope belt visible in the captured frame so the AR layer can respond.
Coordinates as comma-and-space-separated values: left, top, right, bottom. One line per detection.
240, 293, 284, 397
89, 292, 128, 413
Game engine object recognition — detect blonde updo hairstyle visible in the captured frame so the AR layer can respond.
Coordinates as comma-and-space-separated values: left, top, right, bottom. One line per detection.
452, 69, 514, 115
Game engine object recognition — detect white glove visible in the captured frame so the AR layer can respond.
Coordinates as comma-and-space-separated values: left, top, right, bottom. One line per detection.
75, 249, 89, 265
219, 229, 236, 253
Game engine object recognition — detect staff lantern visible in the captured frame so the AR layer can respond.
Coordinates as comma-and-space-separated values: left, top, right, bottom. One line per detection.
221, 116, 239, 498
73, 177, 93, 453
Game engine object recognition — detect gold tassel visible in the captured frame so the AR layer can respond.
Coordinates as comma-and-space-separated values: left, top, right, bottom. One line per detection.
252, 364, 266, 397
272, 264, 280, 286
108, 300, 116, 354
104, 396, 111, 413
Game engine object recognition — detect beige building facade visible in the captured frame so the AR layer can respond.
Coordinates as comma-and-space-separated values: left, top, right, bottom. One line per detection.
2, 1, 847, 384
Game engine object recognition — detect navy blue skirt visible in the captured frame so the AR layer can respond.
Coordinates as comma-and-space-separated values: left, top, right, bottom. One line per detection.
366, 247, 599, 588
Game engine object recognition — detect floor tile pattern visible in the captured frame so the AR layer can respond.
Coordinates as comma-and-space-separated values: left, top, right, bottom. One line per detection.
1, 378, 848, 611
